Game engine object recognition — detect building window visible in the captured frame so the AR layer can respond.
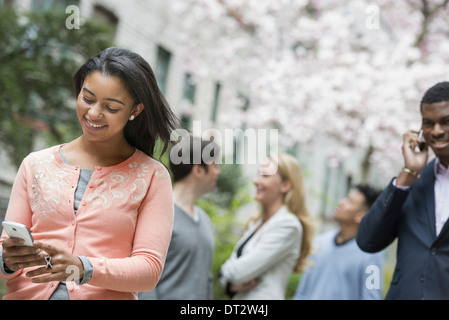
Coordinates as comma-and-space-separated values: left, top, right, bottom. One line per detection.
320, 163, 351, 219
91, 4, 119, 42
232, 93, 250, 163
32, 0, 79, 11
210, 82, 221, 122
320, 164, 332, 219
183, 73, 196, 103
180, 73, 196, 128
155, 45, 172, 95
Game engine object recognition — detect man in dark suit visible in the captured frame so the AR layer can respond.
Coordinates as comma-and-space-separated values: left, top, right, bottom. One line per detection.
357, 81, 449, 299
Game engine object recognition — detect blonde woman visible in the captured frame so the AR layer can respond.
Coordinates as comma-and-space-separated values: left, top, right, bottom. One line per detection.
219, 153, 314, 299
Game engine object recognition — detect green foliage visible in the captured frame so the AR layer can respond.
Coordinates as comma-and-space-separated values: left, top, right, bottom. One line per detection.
205, 162, 250, 208
153, 139, 174, 182
285, 273, 302, 300
383, 264, 393, 299
197, 189, 252, 300
0, 7, 113, 167
0, 279, 6, 298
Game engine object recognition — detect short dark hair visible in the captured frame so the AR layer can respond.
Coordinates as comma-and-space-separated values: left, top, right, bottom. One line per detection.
355, 184, 382, 209
420, 81, 449, 111
73, 47, 179, 158
169, 137, 220, 182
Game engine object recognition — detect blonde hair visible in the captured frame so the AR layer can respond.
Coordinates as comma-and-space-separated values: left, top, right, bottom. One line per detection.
248, 153, 314, 273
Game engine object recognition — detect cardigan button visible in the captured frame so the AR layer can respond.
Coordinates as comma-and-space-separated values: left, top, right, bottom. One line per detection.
81, 200, 87, 206
431, 248, 437, 256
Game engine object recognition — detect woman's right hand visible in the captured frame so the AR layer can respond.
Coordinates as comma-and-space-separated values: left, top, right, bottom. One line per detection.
2, 238, 44, 272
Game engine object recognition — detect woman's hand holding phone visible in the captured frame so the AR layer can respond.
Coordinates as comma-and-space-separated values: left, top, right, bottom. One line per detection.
2, 221, 84, 284
2, 237, 44, 272
3, 238, 84, 284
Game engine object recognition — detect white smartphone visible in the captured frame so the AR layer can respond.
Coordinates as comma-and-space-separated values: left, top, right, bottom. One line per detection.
2, 220, 34, 246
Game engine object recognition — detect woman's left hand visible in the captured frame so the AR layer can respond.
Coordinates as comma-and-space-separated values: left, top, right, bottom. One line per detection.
25, 241, 84, 284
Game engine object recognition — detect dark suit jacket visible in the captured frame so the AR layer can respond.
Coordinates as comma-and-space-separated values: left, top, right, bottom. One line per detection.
357, 158, 449, 299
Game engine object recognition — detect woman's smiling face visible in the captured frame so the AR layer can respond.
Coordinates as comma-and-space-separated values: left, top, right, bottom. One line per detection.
76, 71, 141, 144
252, 159, 290, 206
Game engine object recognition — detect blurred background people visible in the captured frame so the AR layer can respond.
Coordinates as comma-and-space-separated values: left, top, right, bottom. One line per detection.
219, 153, 314, 300
139, 137, 220, 300
294, 184, 383, 300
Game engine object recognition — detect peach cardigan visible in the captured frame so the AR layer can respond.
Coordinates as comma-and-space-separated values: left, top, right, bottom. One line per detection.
0, 145, 174, 300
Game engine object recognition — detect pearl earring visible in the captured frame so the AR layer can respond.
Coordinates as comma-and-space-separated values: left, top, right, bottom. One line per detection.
129, 115, 135, 121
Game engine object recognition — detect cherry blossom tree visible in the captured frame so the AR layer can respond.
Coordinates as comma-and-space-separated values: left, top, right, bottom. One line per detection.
165, 0, 449, 181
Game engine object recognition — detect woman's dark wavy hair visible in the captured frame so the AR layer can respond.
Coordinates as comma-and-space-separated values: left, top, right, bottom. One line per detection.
73, 47, 179, 158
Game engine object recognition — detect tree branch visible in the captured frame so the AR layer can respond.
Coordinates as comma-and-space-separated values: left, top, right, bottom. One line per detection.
414, 0, 449, 48
216, 0, 256, 33
414, 0, 431, 48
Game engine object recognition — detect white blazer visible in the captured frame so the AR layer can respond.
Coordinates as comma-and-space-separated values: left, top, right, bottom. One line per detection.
220, 205, 303, 300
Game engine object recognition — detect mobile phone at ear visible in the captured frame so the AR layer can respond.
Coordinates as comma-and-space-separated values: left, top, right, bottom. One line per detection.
2, 221, 34, 246
418, 129, 426, 152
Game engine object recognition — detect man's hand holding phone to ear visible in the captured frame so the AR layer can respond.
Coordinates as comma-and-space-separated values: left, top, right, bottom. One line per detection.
397, 129, 428, 187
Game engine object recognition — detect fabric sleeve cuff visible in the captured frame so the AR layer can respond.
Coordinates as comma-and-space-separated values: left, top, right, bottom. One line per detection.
78, 256, 93, 285
0, 249, 16, 275
392, 178, 411, 191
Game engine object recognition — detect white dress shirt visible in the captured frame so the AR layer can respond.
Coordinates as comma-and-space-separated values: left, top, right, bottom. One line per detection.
395, 158, 449, 236
434, 158, 449, 235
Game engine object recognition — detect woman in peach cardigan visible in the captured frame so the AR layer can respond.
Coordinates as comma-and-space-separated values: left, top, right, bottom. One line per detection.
0, 47, 178, 299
